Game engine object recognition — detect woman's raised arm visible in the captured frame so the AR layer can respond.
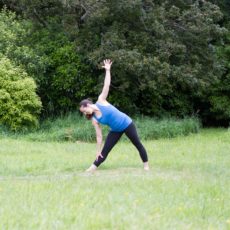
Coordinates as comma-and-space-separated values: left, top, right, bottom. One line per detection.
98, 59, 113, 102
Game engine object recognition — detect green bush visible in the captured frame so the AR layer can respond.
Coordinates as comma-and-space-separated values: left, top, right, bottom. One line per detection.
0, 56, 42, 131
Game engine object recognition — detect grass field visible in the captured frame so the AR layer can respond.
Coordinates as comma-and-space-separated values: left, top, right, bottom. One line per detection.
0, 129, 229, 229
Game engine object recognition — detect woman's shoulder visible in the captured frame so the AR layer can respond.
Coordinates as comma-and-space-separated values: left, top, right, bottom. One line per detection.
96, 99, 110, 106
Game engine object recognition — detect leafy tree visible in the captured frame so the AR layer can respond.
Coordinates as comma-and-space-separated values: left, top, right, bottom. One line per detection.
204, 0, 230, 125
205, 33, 230, 125
76, 0, 226, 118
0, 7, 95, 116
0, 0, 63, 26
1, 1, 229, 124
24, 28, 97, 116
0, 56, 42, 131
0, 0, 79, 38
0, 8, 46, 82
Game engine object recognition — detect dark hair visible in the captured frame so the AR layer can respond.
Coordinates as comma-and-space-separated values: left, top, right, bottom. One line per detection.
79, 98, 94, 120
79, 98, 93, 107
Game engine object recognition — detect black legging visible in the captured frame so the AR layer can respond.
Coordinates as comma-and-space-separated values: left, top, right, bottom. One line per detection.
94, 122, 148, 167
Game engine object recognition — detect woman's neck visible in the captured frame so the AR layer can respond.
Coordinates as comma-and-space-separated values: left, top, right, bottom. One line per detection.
92, 104, 102, 117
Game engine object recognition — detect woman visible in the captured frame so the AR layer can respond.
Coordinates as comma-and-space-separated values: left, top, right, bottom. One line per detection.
79, 59, 149, 172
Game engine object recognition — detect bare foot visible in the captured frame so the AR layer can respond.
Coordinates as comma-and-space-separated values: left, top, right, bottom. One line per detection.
85, 164, 97, 172
144, 162, 150, 171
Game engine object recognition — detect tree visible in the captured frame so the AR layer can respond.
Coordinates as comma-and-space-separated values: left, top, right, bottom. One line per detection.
0, 7, 95, 116
205, 33, 230, 126
0, 8, 47, 82
1, 1, 228, 124
28, 29, 97, 115
75, 0, 226, 118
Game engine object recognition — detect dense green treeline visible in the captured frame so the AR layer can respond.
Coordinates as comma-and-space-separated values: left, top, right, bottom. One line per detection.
0, 0, 229, 130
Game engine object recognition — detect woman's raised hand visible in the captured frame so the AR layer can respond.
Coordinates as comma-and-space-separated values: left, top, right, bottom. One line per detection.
102, 59, 112, 71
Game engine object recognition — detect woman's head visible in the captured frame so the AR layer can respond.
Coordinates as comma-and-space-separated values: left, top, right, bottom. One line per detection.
79, 99, 94, 119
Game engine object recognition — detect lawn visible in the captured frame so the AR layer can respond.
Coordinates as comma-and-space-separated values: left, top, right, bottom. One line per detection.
0, 129, 229, 229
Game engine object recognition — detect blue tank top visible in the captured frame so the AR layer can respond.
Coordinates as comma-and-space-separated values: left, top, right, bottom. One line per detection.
93, 102, 132, 132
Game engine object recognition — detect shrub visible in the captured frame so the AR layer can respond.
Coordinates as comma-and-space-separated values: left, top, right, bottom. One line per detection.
2, 112, 200, 142
0, 56, 42, 131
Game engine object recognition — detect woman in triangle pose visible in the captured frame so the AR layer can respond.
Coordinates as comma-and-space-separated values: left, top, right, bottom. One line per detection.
79, 59, 149, 172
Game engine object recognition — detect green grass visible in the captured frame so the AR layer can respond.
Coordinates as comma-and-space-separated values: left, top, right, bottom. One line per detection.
0, 129, 229, 229
0, 113, 201, 142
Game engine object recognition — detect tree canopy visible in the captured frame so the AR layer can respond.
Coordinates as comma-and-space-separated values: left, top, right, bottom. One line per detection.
0, 0, 229, 128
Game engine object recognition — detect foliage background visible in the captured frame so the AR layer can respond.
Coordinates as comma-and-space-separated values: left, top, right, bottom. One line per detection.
0, 0, 229, 129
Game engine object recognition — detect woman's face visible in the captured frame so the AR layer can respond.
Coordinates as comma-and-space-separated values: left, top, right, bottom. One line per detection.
80, 104, 93, 115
